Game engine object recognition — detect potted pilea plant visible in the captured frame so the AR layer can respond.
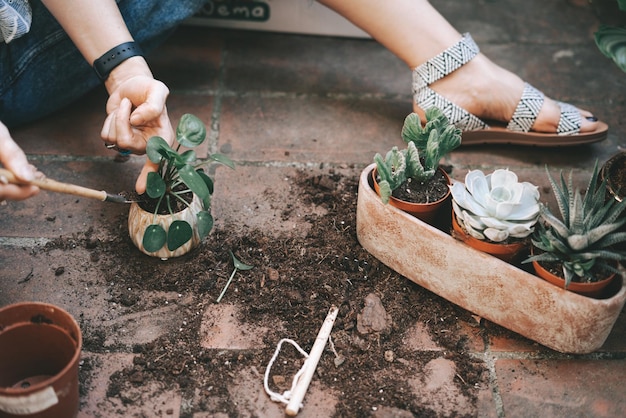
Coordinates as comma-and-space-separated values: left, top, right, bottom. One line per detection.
449, 169, 541, 263
523, 162, 626, 297
128, 113, 234, 259
372, 107, 462, 223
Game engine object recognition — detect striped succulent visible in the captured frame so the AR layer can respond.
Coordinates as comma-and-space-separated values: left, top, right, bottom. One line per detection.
524, 162, 626, 287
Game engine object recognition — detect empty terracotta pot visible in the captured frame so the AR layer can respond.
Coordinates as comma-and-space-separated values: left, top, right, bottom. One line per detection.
0, 302, 82, 418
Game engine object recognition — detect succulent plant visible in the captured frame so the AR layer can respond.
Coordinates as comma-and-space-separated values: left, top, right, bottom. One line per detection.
374, 107, 461, 204
450, 169, 541, 242
593, 0, 626, 73
524, 162, 626, 287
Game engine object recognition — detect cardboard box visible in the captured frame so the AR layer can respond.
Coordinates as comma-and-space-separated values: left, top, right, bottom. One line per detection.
185, 0, 369, 38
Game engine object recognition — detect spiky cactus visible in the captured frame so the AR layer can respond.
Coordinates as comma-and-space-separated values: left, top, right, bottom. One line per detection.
524, 162, 626, 287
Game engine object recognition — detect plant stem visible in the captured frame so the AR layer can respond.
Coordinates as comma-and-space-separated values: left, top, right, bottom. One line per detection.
172, 191, 192, 209
216, 268, 237, 303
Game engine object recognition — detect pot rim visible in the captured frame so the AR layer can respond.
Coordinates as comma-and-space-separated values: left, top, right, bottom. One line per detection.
371, 166, 452, 208
451, 212, 526, 253
531, 258, 617, 298
0, 302, 82, 395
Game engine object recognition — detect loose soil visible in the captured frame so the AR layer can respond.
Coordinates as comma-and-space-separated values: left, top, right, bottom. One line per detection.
41, 169, 528, 417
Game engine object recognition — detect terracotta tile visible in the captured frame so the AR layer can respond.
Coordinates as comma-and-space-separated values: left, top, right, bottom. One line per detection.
211, 165, 358, 235
12, 88, 109, 157
149, 26, 222, 92
2, 1, 626, 416
0, 159, 142, 239
78, 353, 136, 417
222, 31, 408, 96
496, 358, 626, 417
218, 95, 407, 164
599, 309, 626, 353
200, 303, 274, 349
438, 0, 598, 43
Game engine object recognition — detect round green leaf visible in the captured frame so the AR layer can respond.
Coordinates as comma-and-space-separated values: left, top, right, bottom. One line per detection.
197, 210, 214, 238
179, 165, 210, 200
143, 224, 167, 253
230, 251, 254, 271
146, 172, 166, 199
176, 114, 206, 148
210, 153, 236, 170
167, 220, 193, 251
180, 149, 197, 164
198, 170, 215, 194
146, 136, 174, 164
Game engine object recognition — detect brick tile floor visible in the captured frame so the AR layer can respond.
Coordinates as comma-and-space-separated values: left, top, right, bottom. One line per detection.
1, 1, 625, 417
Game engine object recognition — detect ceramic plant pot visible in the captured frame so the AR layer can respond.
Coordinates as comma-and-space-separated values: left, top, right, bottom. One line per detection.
600, 151, 626, 265
371, 167, 451, 225
0, 302, 82, 418
531, 260, 617, 298
601, 151, 626, 202
451, 213, 528, 264
128, 194, 204, 260
356, 163, 626, 354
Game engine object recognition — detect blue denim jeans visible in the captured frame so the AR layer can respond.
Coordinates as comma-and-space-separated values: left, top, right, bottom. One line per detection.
0, 0, 208, 128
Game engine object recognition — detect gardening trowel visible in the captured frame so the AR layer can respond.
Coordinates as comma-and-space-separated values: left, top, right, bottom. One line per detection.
0, 168, 135, 204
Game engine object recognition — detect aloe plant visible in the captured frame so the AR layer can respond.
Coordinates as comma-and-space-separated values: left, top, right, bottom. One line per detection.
374, 107, 462, 204
141, 114, 234, 253
524, 162, 626, 287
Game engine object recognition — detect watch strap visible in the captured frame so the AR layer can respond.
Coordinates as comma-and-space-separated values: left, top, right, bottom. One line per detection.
93, 42, 143, 81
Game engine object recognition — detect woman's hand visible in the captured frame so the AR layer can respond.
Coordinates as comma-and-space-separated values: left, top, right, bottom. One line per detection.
0, 122, 40, 201
101, 64, 175, 194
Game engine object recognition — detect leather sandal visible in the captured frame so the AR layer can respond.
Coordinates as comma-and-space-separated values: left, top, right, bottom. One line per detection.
412, 33, 608, 146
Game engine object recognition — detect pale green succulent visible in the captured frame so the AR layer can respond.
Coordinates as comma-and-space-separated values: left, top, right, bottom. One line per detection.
524, 162, 626, 287
450, 169, 541, 242
374, 107, 461, 204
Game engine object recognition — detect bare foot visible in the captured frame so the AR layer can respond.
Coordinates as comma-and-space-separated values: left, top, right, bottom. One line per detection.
413, 54, 600, 134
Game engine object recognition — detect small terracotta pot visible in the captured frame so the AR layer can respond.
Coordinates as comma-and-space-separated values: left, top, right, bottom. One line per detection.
371, 167, 451, 225
451, 213, 527, 264
128, 194, 204, 259
531, 259, 616, 298
0, 302, 82, 418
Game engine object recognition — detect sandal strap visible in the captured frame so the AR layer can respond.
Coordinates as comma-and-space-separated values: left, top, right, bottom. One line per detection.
415, 86, 489, 131
556, 102, 582, 135
412, 33, 480, 90
506, 83, 545, 133
507, 84, 582, 134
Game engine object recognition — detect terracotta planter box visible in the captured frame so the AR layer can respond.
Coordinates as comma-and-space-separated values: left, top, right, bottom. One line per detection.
356, 164, 626, 354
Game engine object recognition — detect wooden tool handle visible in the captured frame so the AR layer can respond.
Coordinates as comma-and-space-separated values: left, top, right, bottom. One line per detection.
0, 168, 107, 201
